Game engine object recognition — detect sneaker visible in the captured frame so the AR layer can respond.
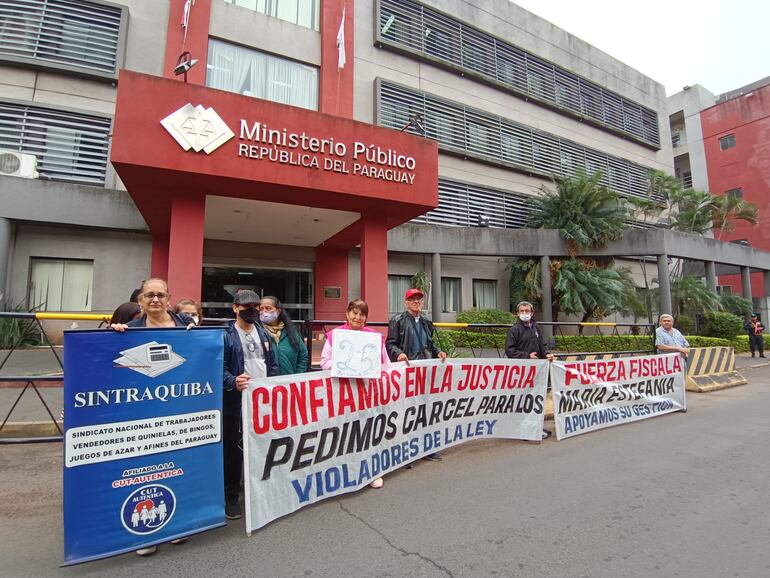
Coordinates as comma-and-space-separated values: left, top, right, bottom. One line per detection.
542, 429, 551, 439
424, 452, 443, 462
135, 546, 157, 557
170, 537, 189, 545
225, 499, 242, 520
370, 477, 384, 489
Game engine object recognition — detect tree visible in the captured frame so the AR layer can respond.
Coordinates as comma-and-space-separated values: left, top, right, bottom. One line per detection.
509, 257, 642, 323
652, 275, 721, 319
720, 293, 754, 317
670, 188, 716, 234
528, 171, 628, 255
712, 194, 759, 239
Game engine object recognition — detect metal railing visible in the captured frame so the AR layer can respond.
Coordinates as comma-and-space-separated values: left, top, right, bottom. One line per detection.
0, 312, 655, 443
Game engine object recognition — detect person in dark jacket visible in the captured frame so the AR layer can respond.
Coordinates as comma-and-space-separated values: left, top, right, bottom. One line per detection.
505, 301, 553, 439
744, 313, 766, 358
222, 289, 279, 520
258, 296, 308, 374
386, 288, 446, 461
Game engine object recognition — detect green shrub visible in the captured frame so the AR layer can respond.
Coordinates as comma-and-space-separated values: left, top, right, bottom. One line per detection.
554, 335, 655, 353
701, 311, 743, 340
729, 334, 769, 353
0, 303, 40, 349
685, 336, 731, 348
455, 308, 515, 325
433, 330, 737, 354
674, 315, 695, 335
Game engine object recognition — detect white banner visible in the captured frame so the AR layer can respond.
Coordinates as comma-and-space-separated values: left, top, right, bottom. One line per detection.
242, 358, 548, 532
331, 329, 382, 378
550, 353, 686, 440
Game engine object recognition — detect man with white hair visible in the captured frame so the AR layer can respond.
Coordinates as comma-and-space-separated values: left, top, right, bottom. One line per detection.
655, 314, 690, 356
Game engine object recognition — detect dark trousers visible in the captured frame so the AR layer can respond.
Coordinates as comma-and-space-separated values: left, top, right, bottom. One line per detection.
749, 334, 765, 355
222, 408, 242, 502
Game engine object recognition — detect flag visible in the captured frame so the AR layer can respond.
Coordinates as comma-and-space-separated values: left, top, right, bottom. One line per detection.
336, 7, 346, 69
181, 0, 192, 28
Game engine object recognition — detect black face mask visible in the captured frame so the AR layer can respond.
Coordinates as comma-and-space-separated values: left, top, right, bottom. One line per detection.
238, 307, 259, 325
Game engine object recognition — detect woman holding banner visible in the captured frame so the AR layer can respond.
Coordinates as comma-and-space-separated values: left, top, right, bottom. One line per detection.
110, 279, 193, 331
320, 299, 389, 489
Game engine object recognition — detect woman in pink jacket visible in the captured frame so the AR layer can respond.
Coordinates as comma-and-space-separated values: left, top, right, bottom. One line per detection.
320, 299, 388, 489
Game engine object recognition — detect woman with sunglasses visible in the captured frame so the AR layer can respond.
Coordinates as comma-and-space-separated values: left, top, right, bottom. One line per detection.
320, 299, 389, 489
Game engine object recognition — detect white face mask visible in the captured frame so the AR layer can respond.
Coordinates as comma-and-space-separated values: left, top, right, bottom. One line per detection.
519, 313, 532, 322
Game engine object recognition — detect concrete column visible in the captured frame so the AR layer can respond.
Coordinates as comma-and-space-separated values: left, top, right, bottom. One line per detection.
762, 270, 770, 322
657, 254, 672, 315
431, 252, 442, 322
314, 247, 348, 320
741, 266, 753, 303
540, 255, 553, 339
705, 261, 717, 294
359, 213, 388, 322
167, 193, 206, 302
0, 217, 11, 310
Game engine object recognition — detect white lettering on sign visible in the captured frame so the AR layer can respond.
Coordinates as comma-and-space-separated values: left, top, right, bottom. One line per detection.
237, 119, 418, 185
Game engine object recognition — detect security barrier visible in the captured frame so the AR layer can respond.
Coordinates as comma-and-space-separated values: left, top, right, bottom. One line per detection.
685, 346, 747, 392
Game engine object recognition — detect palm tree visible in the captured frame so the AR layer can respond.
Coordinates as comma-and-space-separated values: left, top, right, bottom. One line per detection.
670, 189, 716, 234
720, 293, 753, 317
652, 275, 721, 319
712, 194, 759, 239
529, 171, 628, 255
509, 258, 642, 323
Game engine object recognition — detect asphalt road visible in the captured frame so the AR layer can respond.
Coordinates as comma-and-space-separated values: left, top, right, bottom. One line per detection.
2, 366, 770, 578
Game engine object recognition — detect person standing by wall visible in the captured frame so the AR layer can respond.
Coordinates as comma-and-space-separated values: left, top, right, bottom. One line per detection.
386, 288, 446, 461
744, 313, 765, 358
222, 290, 279, 520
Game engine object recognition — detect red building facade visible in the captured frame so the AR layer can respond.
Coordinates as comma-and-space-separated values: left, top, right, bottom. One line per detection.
702, 81, 770, 298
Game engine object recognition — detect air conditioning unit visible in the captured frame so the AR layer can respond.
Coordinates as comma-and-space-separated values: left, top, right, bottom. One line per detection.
0, 149, 38, 179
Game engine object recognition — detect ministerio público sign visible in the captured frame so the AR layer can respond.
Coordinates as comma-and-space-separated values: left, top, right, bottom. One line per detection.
161, 103, 417, 186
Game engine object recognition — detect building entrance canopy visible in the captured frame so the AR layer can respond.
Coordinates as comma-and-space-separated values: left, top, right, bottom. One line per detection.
111, 71, 438, 240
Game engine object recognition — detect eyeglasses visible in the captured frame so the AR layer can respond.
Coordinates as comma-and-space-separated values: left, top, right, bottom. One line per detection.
142, 292, 168, 301
244, 333, 257, 353
406, 298, 424, 303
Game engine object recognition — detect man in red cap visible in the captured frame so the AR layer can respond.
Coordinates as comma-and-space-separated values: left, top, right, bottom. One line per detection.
386, 287, 447, 461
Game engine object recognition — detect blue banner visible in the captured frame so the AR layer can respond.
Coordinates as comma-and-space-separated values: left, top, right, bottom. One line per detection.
63, 327, 225, 565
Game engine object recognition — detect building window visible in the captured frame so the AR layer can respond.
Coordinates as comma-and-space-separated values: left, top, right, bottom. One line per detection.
388, 275, 412, 314
719, 134, 736, 150
378, 80, 657, 201
441, 277, 460, 313
0, 101, 111, 185
376, 0, 660, 147
472, 279, 496, 309
0, 0, 124, 77
207, 38, 318, 110
223, 0, 320, 30
726, 188, 743, 199
716, 285, 732, 296
29, 258, 93, 311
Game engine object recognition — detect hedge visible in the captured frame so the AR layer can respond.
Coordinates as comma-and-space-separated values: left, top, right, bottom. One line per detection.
434, 329, 735, 353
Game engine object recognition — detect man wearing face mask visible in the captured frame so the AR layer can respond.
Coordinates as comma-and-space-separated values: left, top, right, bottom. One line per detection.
222, 289, 279, 520
505, 301, 553, 439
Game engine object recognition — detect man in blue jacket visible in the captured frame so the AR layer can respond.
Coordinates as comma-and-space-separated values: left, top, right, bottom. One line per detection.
222, 289, 279, 520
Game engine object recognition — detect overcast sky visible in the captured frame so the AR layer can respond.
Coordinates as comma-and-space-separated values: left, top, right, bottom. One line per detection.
511, 0, 769, 97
